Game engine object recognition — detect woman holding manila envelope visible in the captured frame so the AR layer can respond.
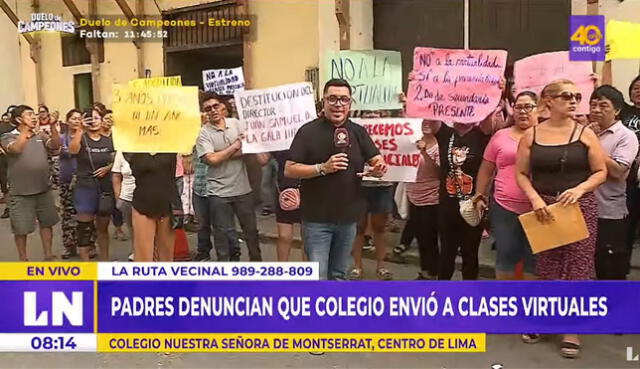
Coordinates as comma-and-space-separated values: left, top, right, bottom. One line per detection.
515, 79, 607, 359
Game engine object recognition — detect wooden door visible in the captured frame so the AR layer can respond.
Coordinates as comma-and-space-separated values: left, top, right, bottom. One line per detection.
373, 0, 465, 91
470, 0, 571, 64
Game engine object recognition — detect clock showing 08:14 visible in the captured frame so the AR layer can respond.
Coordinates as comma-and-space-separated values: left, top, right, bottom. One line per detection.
31, 336, 77, 350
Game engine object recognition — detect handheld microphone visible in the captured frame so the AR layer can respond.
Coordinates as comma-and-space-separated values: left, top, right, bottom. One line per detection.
334, 127, 349, 153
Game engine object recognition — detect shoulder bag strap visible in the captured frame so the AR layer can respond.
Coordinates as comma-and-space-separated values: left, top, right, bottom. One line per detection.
448, 133, 467, 201
82, 134, 105, 193
82, 134, 96, 173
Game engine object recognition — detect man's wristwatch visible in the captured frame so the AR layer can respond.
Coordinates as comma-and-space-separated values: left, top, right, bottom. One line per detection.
316, 163, 326, 176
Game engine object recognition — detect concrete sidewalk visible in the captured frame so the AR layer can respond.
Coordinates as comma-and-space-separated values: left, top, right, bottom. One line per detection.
248, 213, 640, 279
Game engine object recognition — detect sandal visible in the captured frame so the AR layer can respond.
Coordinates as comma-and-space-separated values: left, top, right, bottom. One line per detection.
393, 244, 409, 255
376, 268, 393, 281
44, 255, 58, 262
61, 249, 77, 259
349, 268, 363, 280
560, 340, 581, 359
521, 334, 541, 344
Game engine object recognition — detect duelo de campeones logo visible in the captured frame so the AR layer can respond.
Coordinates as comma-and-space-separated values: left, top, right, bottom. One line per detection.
18, 13, 75, 34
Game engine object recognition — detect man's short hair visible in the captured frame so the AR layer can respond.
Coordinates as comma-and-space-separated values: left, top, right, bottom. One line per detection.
10, 105, 33, 125
38, 104, 49, 113
200, 91, 232, 114
323, 79, 352, 95
590, 85, 625, 111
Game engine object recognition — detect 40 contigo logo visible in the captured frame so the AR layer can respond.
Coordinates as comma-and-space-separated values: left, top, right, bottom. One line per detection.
18, 13, 75, 34
569, 15, 605, 61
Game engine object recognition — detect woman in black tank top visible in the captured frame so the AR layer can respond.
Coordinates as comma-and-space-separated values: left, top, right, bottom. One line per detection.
515, 79, 607, 358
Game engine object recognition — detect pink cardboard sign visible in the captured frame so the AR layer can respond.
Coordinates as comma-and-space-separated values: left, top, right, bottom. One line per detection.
514, 51, 593, 114
406, 48, 508, 124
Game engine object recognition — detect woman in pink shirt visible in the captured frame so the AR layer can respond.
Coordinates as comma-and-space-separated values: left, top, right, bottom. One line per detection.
474, 91, 539, 280
406, 120, 441, 279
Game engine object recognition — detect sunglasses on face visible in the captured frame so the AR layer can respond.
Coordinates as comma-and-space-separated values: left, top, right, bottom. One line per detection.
552, 92, 582, 103
514, 104, 536, 113
325, 95, 352, 106
203, 104, 221, 113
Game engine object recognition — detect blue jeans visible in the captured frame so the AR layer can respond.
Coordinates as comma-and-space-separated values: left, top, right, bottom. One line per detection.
303, 221, 357, 280
489, 199, 536, 274
209, 193, 261, 261
193, 193, 213, 256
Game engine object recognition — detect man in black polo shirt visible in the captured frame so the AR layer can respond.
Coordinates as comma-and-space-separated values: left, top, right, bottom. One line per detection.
285, 79, 387, 280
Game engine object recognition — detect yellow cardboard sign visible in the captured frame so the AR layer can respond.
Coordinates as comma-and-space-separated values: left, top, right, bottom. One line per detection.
128, 76, 182, 88
606, 20, 640, 60
112, 85, 200, 153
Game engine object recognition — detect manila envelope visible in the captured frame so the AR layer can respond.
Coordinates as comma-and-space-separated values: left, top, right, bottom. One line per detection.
518, 202, 589, 254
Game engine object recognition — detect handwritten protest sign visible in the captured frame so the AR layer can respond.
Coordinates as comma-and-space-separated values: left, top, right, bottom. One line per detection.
406, 48, 507, 124
325, 50, 402, 110
353, 118, 423, 182
606, 20, 640, 60
235, 82, 316, 153
128, 76, 182, 88
514, 51, 593, 114
112, 85, 200, 153
202, 67, 245, 95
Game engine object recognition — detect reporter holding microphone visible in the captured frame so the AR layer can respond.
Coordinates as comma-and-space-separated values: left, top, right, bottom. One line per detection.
285, 79, 388, 280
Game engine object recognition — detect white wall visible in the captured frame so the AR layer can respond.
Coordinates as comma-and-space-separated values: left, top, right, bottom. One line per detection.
0, 1, 25, 110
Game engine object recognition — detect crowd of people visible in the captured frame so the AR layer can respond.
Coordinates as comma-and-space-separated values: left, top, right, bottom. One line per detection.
0, 63, 639, 358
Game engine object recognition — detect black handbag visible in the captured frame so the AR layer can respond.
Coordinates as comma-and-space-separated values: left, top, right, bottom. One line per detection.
84, 135, 114, 216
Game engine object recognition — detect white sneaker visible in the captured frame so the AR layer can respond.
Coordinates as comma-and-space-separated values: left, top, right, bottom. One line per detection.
128, 253, 134, 261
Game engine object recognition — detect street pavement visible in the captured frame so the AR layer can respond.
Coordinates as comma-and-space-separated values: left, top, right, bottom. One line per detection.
0, 202, 638, 368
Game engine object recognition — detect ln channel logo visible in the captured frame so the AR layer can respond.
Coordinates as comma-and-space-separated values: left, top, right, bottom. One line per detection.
24, 291, 83, 326
569, 15, 605, 61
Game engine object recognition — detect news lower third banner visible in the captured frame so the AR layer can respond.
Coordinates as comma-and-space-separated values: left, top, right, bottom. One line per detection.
1, 263, 639, 353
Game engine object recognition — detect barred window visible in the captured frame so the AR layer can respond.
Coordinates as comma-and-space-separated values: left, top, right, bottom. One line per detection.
61, 28, 104, 67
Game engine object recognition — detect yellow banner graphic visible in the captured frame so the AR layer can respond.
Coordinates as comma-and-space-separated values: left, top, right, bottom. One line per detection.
0, 263, 96, 280
128, 76, 182, 88
606, 20, 640, 60
112, 85, 200, 153
98, 333, 485, 353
